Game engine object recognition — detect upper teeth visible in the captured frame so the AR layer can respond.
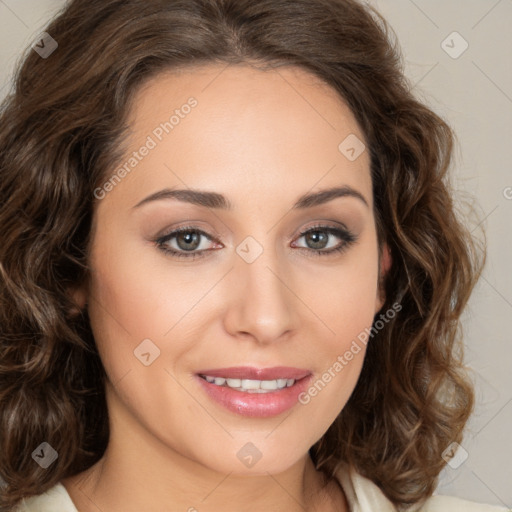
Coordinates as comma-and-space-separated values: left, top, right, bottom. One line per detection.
202, 376, 295, 392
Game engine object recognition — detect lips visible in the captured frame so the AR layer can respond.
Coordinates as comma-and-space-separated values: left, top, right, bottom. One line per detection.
195, 366, 313, 418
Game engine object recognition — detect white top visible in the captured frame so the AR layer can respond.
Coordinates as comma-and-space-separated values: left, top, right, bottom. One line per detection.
16, 464, 509, 512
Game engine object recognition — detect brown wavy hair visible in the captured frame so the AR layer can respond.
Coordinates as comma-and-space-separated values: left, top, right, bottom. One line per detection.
0, 0, 484, 510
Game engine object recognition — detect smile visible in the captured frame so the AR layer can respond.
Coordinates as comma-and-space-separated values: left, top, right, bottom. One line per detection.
195, 366, 313, 417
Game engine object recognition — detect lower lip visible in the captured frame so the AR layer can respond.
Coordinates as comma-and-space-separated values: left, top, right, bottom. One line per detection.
196, 375, 313, 418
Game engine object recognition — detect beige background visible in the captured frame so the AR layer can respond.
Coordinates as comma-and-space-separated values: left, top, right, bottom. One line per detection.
0, 0, 511, 508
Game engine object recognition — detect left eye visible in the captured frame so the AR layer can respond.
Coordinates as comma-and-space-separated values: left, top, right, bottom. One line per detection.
293, 227, 348, 251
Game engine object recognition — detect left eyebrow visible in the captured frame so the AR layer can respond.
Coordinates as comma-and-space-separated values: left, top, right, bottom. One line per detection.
132, 185, 369, 210
293, 185, 369, 209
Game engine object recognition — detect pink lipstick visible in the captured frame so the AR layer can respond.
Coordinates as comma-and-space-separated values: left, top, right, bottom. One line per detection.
195, 366, 312, 418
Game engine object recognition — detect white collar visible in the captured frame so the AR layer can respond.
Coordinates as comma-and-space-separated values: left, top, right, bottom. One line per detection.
336, 462, 398, 511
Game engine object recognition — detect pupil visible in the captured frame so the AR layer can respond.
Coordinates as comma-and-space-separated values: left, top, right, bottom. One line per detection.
307, 231, 327, 249
177, 231, 200, 251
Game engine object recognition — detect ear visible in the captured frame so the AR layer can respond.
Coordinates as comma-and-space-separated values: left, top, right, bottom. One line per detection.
67, 280, 89, 316
375, 243, 392, 313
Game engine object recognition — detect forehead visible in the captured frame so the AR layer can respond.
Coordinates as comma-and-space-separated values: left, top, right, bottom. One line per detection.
107, 63, 372, 210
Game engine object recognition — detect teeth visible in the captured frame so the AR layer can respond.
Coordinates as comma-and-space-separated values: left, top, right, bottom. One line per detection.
202, 375, 297, 392
241, 379, 261, 389
261, 380, 279, 390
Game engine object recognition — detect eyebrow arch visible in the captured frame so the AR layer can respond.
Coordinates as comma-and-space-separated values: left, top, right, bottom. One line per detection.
132, 185, 369, 210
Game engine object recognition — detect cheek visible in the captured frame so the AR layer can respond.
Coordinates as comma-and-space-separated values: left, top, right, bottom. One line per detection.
304, 233, 380, 349
85, 230, 178, 381
294, 235, 379, 420
295, 282, 374, 432
86, 228, 205, 341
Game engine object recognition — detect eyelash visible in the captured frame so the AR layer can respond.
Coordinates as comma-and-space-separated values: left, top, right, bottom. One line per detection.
155, 224, 357, 260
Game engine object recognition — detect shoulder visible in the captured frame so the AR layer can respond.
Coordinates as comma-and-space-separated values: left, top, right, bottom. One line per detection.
14, 483, 78, 512
334, 463, 509, 512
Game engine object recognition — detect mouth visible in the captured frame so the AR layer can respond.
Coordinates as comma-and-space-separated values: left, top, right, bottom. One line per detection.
195, 366, 312, 418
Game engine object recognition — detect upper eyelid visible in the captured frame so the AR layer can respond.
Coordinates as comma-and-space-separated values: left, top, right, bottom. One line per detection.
298, 224, 350, 235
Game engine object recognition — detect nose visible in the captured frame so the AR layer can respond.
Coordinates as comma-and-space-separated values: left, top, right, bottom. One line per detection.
222, 245, 299, 345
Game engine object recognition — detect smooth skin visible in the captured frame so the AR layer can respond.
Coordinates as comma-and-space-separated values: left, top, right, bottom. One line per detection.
63, 63, 391, 512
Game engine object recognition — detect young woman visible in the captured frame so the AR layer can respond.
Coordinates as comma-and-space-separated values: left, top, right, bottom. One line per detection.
0, 0, 506, 511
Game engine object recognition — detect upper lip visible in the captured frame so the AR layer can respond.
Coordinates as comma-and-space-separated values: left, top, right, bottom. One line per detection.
196, 366, 311, 380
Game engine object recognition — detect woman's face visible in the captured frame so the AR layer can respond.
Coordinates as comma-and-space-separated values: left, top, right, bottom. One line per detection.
80, 63, 387, 476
